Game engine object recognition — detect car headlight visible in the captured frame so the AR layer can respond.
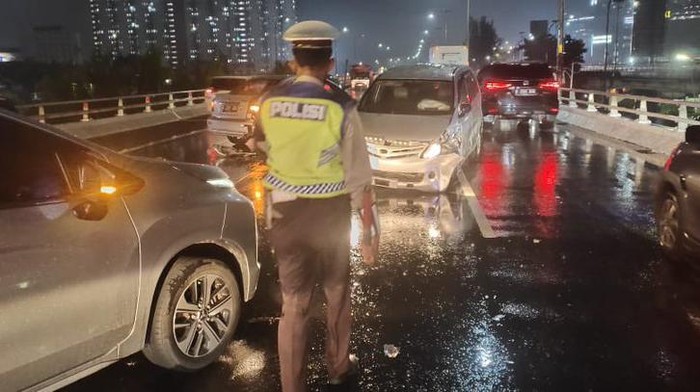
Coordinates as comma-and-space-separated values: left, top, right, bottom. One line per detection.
421, 143, 442, 159
206, 178, 235, 189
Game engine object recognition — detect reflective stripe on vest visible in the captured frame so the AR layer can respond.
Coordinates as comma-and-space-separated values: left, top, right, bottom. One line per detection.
264, 173, 345, 195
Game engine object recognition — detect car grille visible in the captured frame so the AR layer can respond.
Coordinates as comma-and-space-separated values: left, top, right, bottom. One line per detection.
374, 170, 425, 183
366, 139, 427, 159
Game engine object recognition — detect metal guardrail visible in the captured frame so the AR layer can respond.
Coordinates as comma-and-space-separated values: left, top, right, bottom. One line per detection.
558, 88, 700, 132
16, 89, 208, 125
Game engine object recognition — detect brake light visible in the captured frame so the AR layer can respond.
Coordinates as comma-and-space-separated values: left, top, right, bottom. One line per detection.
484, 81, 512, 92
665, 146, 681, 171
538, 80, 560, 91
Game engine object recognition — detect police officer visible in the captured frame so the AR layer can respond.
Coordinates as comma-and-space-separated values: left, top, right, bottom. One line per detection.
250, 20, 377, 392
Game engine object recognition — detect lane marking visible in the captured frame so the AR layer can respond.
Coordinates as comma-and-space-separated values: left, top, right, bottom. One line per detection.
457, 169, 498, 239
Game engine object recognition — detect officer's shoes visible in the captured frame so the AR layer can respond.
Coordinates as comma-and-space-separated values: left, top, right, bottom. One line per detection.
328, 355, 359, 385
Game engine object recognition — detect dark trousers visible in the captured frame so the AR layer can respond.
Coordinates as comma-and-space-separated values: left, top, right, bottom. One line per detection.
269, 195, 352, 392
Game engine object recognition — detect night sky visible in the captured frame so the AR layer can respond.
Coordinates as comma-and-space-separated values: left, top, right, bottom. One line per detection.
0, 0, 558, 63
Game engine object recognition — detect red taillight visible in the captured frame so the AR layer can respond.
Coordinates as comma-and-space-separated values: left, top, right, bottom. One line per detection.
538, 80, 560, 92
665, 146, 681, 171
549, 107, 560, 114
484, 80, 512, 92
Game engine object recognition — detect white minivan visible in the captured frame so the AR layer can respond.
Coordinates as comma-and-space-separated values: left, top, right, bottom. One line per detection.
358, 64, 483, 192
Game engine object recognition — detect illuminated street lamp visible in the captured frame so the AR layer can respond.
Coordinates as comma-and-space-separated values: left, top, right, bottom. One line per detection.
428, 12, 435, 19
342, 26, 349, 33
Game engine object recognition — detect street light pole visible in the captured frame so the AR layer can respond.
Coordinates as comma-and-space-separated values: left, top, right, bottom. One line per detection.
556, 0, 566, 76
466, 0, 471, 50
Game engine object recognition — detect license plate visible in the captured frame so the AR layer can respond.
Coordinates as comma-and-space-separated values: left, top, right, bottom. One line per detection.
516, 88, 537, 96
218, 103, 240, 113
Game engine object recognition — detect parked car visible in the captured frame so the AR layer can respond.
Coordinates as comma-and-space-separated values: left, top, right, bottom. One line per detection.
207, 75, 348, 154
357, 64, 483, 192
207, 75, 288, 151
655, 125, 700, 260
0, 110, 259, 391
477, 63, 559, 129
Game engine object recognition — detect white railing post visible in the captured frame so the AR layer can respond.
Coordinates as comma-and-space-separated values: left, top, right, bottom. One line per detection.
569, 89, 577, 108
187, 91, 194, 106
609, 95, 621, 118
38, 105, 46, 123
117, 98, 124, 116
587, 92, 597, 112
168, 93, 176, 109
81, 102, 90, 122
638, 99, 651, 124
678, 104, 688, 132
144, 96, 152, 113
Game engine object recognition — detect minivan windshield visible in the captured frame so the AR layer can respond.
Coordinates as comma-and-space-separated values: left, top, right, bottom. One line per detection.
359, 80, 454, 115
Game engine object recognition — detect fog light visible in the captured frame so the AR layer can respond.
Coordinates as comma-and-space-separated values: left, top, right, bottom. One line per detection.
428, 171, 436, 180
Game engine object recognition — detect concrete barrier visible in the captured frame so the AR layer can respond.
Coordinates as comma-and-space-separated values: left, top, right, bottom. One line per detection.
55, 103, 208, 139
558, 106, 684, 156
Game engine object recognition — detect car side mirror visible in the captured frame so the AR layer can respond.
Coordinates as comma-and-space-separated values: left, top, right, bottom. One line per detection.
458, 101, 472, 117
686, 125, 700, 145
72, 200, 109, 221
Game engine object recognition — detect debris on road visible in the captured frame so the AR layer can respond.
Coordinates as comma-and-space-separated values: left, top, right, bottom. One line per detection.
383, 344, 400, 358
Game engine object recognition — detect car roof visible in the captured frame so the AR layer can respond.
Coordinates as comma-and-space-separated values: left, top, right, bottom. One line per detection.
378, 64, 468, 81
211, 75, 288, 81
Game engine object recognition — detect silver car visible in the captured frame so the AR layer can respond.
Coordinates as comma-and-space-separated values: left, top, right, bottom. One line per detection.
358, 64, 483, 192
0, 111, 259, 391
206, 75, 287, 152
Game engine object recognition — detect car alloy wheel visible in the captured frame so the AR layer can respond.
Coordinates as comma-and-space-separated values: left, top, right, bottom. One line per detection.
143, 257, 241, 371
173, 274, 235, 358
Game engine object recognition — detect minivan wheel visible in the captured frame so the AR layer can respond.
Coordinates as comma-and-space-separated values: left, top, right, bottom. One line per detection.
658, 192, 683, 260
144, 257, 241, 371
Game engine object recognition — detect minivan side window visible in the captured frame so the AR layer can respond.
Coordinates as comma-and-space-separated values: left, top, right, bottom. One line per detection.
0, 116, 77, 206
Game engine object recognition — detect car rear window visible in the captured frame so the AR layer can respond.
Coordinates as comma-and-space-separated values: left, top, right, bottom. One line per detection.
479, 64, 553, 80
211, 78, 281, 94
358, 80, 454, 116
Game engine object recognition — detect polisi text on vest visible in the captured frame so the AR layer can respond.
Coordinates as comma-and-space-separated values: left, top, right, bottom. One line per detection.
270, 101, 328, 121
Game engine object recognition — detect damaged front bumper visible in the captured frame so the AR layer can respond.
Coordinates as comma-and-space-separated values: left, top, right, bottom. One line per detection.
367, 142, 462, 192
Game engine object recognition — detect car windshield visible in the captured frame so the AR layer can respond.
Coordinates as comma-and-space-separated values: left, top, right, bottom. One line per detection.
359, 80, 454, 115
212, 78, 281, 95
479, 64, 553, 80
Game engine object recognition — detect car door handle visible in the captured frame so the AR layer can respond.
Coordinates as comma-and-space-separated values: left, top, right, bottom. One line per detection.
680, 174, 687, 190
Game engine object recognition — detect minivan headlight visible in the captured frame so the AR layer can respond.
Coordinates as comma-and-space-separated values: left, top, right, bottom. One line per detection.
421, 143, 442, 160
206, 178, 235, 189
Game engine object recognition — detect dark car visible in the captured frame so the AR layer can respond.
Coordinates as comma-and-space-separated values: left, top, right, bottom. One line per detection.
0, 110, 259, 391
0, 96, 17, 112
477, 63, 560, 129
656, 125, 700, 260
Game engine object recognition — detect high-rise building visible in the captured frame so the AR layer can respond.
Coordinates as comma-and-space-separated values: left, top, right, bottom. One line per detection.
566, 0, 635, 66
33, 25, 85, 64
632, 0, 668, 63
665, 0, 700, 57
90, 0, 296, 70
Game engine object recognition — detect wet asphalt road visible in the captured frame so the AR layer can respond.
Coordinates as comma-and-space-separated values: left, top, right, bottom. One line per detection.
63, 120, 700, 391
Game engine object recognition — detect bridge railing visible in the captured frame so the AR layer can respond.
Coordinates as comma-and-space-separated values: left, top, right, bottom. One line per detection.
16, 89, 208, 125
559, 88, 700, 132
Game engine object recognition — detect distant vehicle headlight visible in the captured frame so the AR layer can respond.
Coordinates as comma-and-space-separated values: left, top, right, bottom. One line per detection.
421, 143, 442, 159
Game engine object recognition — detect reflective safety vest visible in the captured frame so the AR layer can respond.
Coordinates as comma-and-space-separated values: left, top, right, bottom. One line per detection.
259, 78, 353, 198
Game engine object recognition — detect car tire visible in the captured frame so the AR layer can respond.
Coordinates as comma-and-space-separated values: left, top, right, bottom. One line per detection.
657, 192, 684, 261
539, 119, 555, 130
144, 257, 241, 371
